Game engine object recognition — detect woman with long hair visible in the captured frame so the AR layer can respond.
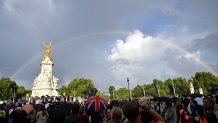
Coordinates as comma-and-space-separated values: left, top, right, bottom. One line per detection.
203, 97, 218, 123
36, 106, 48, 123
196, 105, 208, 123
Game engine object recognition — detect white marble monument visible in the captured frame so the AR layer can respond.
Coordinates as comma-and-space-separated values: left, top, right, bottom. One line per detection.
31, 43, 59, 97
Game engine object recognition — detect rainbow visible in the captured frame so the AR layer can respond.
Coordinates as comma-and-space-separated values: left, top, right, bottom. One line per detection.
11, 30, 217, 79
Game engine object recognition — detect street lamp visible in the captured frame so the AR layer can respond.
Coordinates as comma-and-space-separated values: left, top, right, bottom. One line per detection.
127, 77, 131, 101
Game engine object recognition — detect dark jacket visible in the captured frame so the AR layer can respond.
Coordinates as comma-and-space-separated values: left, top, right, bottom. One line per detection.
65, 114, 84, 123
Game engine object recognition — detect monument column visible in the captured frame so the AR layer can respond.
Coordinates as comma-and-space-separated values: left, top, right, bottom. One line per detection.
31, 43, 59, 97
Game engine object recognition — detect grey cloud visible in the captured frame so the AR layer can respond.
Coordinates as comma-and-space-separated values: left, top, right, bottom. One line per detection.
161, 49, 208, 77
193, 33, 218, 54
1, 0, 218, 91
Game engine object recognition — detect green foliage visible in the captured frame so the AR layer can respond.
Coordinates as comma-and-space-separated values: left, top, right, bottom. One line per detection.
59, 85, 70, 95
132, 85, 143, 98
116, 87, 129, 100
173, 77, 189, 95
96, 90, 103, 97
102, 95, 109, 101
0, 109, 6, 118
144, 84, 156, 96
59, 78, 94, 97
152, 79, 164, 96
0, 77, 17, 100
16, 86, 31, 98
108, 86, 115, 100
163, 79, 173, 95
192, 72, 218, 94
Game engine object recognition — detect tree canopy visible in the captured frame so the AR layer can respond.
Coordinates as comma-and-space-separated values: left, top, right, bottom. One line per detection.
59, 78, 95, 97
192, 72, 218, 94
1, 71, 218, 101
0, 77, 17, 100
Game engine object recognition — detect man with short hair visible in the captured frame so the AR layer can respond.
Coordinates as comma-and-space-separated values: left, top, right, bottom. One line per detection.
122, 100, 165, 123
103, 104, 113, 123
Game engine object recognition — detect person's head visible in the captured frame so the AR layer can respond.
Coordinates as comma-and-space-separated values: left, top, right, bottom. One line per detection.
196, 105, 206, 117
111, 107, 123, 123
203, 96, 215, 111
122, 101, 140, 122
190, 99, 198, 108
154, 101, 160, 106
106, 104, 113, 119
176, 98, 182, 106
72, 102, 81, 115
164, 101, 172, 108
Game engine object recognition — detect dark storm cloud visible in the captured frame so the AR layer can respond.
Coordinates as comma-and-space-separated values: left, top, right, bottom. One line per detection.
0, 0, 218, 91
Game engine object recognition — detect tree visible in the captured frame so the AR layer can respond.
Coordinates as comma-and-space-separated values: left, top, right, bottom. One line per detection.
152, 79, 166, 96
172, 77, 189, 95
192, 72, 218, 94
132, 85, 143, 98
108, 86, 115, 100
59, 78, 94, 97
96, 90, 103, 97
116, 87, 129, 100
164, 79, 174, 95
16, 86, 31, 98
59, 85, 69, 95
144, 84, 156, 96
0, 77, 18, 100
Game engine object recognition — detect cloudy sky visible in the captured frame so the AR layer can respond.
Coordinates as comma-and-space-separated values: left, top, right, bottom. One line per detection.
0, 0, 218, 92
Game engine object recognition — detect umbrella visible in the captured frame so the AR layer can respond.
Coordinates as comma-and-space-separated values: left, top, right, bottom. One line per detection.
153, 96, 162, 101
153, 96, 176, 102
23, 104, 34, 114
84, 96, 108, 112
162, 95, 175, 102
189, 93, 203, 98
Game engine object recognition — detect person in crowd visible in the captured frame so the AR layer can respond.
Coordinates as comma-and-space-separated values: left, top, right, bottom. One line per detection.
64, 102, 84, 123
122, 100, 165, 123
203, 96, 218, 123
107, 107, 123, 123
13, 109, 31, 123
8, 103, 16, 123
36, 106, 48, 123
175, 98, 192, 123
189, 99, 198, 123
163, 101, 175, 123
154, 101, 161, 114
195, 105, 208, 123
103, 104, 113, 123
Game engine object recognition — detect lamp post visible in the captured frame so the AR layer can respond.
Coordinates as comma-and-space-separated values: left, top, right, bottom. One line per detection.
127, 77, 130, 101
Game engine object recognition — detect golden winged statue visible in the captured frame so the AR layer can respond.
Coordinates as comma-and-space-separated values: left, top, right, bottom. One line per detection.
43, 42, 52, 61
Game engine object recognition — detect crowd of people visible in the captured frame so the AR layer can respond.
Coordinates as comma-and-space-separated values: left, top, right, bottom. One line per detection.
0, 95, 218, 123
